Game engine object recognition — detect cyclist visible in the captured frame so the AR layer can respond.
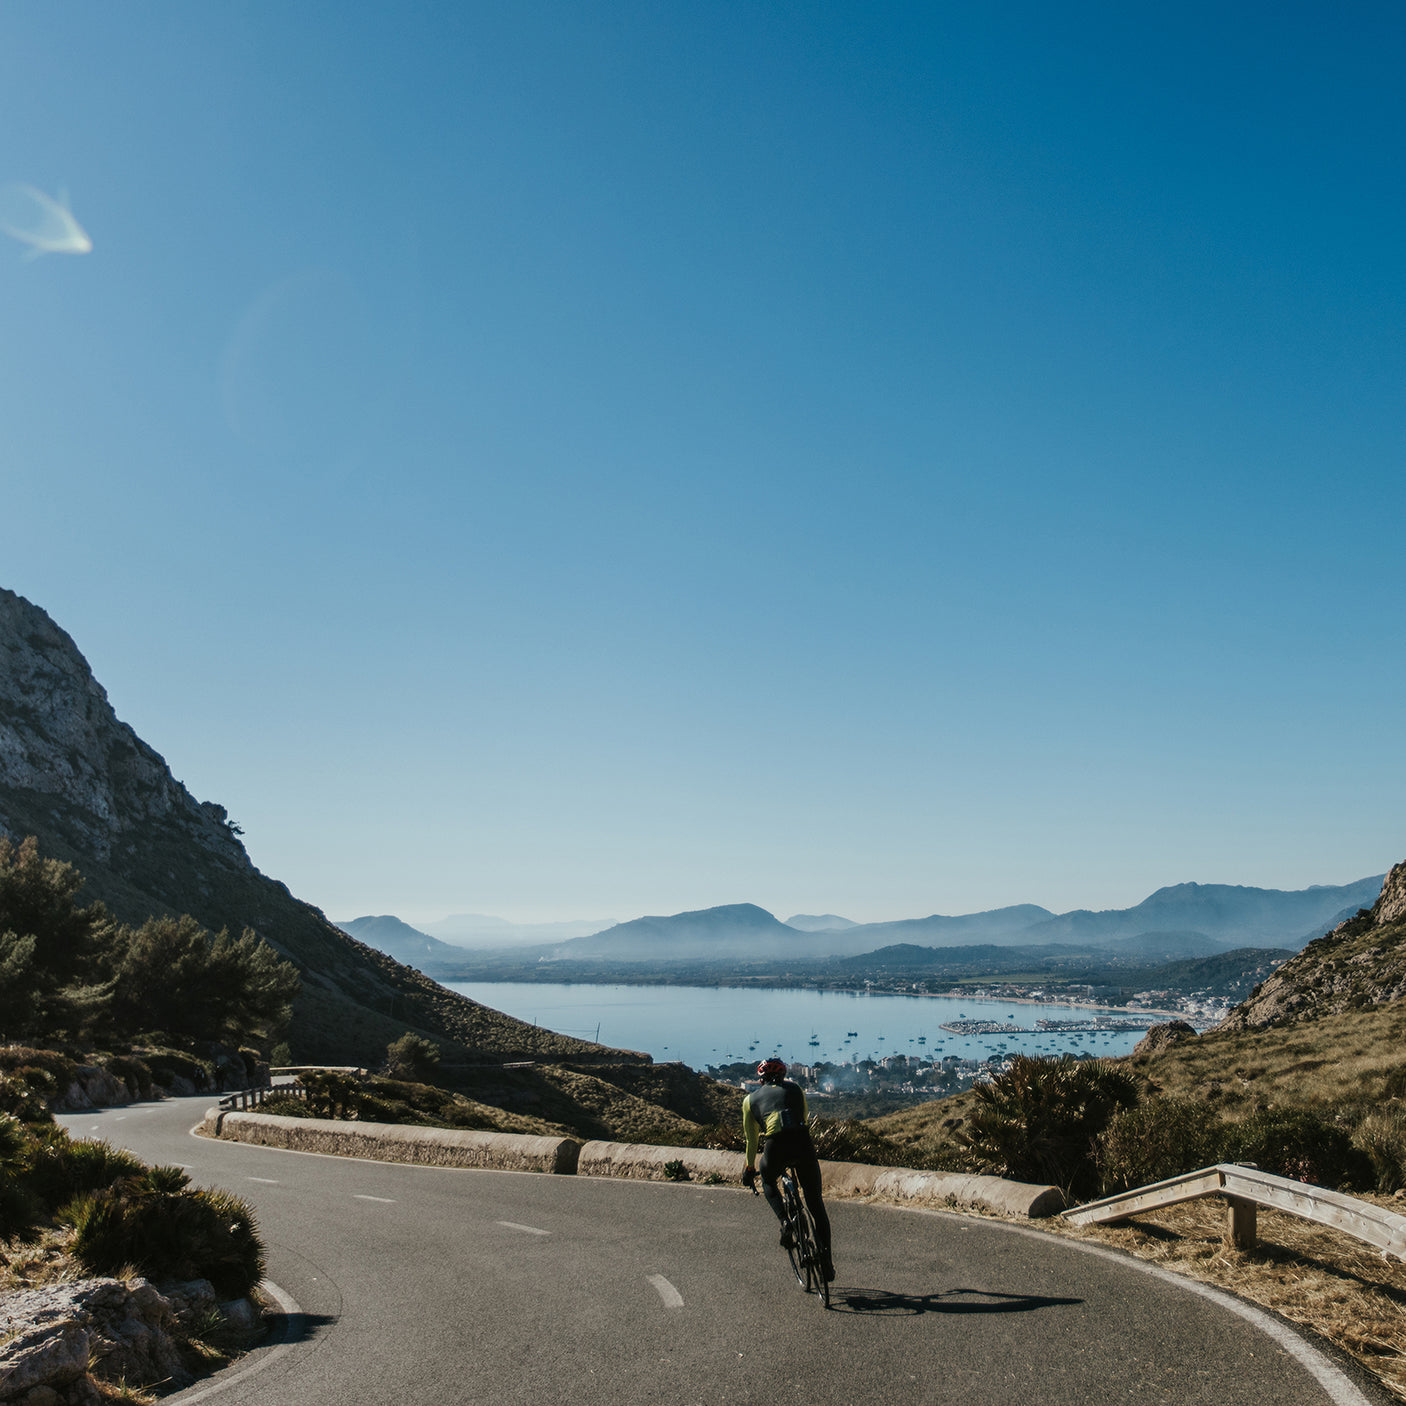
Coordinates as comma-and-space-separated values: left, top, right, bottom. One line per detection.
741, 1057, 835, 1282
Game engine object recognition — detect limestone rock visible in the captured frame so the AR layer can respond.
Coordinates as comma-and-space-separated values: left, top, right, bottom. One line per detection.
1220, 862, 1406, 1031
158, 1280, 217, 1323
1132, 1020, 1198, 1056
0, 1278, 192, 1404
1375, 860, 1406, 928
0, 588, 249, 869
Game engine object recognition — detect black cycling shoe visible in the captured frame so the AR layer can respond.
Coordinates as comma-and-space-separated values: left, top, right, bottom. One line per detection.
822, 1257, 836, 1282
779, 1225, 797, 1250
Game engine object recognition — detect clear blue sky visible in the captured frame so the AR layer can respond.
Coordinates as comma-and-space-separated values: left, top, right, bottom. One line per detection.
4, 2, 1403, 925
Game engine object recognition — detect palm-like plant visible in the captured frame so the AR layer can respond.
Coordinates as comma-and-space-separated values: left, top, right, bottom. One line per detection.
956, 1055, 1140, 1196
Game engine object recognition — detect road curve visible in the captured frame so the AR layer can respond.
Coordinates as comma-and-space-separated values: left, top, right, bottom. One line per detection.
59, 1098, 1383, 1406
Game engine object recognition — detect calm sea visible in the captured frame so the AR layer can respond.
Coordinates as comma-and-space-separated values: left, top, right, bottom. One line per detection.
445, 981, 1158, 1071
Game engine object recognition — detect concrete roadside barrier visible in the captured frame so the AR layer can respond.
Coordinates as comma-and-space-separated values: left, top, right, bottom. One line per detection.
201, 1109, 581, 1174
868, 1167, 1065, 1218
577, 1141, 745, 1182
200, 1110, 1061, 1213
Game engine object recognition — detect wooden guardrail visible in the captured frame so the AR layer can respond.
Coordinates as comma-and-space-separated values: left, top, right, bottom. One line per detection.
219, 1081, 304, 1112
1063, 1163, 1406, 1260
218, 1067, 366, 1112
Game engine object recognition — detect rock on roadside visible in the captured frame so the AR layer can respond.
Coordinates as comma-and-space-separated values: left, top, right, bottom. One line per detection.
0, 1276, 249, 1405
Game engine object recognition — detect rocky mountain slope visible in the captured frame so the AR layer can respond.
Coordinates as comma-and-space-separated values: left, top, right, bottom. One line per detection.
0, 588, 738, 1138
1219, 861, 1406, 1030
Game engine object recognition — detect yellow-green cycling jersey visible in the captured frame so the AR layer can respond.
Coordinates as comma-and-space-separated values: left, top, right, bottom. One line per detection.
741, 1079, 809, 1167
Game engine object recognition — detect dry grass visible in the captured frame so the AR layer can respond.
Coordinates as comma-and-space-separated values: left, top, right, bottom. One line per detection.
0, 1227, 83, 1293
1124, 1003, 1406, 1115
1039, 1195, 1406, 1403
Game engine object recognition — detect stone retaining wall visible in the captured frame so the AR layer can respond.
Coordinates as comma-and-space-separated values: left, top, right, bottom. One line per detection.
202, 1110, 1064, 1216
202, 1110, 581, 1175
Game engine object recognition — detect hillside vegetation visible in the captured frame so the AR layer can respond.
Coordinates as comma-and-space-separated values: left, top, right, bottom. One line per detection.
867, 863, 1406, 1200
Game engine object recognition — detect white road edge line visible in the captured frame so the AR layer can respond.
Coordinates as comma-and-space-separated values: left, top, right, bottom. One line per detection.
648, 1274, 684, 1309
164, 1278, 300, 1405
905, 1209, 1374, 1406
246, 1177, 279, 1184
496, 1221, 549, 1235
353, 1194, 395, 1203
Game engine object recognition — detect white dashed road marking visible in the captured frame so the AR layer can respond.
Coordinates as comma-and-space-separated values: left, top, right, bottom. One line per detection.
247, 1177, 279, 1184
496, 1221, 550, 1236
354, 1194, 395, 1203
648, 1275, 684, 1309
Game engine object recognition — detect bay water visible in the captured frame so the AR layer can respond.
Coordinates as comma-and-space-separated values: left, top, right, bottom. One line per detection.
446, 981, 1159, 1072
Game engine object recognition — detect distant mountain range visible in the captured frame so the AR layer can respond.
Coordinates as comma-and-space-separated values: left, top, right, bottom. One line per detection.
343, 875, 1384, 971
421, 913, 617, 946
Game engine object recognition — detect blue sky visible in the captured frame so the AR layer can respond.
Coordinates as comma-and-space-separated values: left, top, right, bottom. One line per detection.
3, 2, 1403, 925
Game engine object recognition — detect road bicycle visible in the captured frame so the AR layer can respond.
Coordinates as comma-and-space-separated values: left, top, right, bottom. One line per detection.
757, 1168, 830, 1309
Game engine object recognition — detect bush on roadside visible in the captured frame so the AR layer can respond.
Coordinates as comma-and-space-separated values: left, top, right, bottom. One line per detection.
66, 1168, 265, 1298
0, 1113, 43, 1240
258, 1094, 313, 1118
1227, 1107, 1373, 1190
24, 1129, 148, 1208
1353, 1107, 1406, 1193
0, 1068, 58, 1124
1096, 1097, 1226, 1193
956, 1055, 1142, 1197
104, 1054, 154, 1101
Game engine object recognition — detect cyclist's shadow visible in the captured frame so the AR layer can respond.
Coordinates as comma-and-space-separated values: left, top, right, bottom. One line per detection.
831, 1287, 1082, 1317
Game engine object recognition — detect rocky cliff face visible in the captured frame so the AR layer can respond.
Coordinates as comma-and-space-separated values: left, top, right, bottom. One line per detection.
0, 587, 250, 873
1219, 861, 1406, 1030
0, 588, 639, 1071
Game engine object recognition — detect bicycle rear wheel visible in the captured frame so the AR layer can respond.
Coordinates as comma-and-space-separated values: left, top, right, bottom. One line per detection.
780, 1174, 808, 1288
792, 1184, 829, 1308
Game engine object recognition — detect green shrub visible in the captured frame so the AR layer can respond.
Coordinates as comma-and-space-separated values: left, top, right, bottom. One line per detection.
956, 1055, 1142, 1197
0, 1113, 42, 1239
299, 1070, 360, 1119
1097, 1098, 1225, 1193
24, 1130, 147, 1210
258, 1094, 313, 1118
67, 1171, 265, 1298
0, 1069, 56, 1123
103, 1055, 153, 1101
1353, 1108, 1406, 1192
1227, 1108, 1373, 1190
144, 1048, 212, 1093
662, 1159, 690, 1181
385, 1033, 441, 1082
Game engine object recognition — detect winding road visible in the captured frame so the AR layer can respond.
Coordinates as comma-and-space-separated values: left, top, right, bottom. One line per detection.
59, 1097, 1384, 1406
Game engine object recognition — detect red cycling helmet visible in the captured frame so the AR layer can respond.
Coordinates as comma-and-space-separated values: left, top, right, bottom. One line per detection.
756, 1057, 787, 1082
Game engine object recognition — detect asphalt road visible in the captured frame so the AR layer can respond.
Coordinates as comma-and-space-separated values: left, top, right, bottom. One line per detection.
58, 1098, 1381, 1406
